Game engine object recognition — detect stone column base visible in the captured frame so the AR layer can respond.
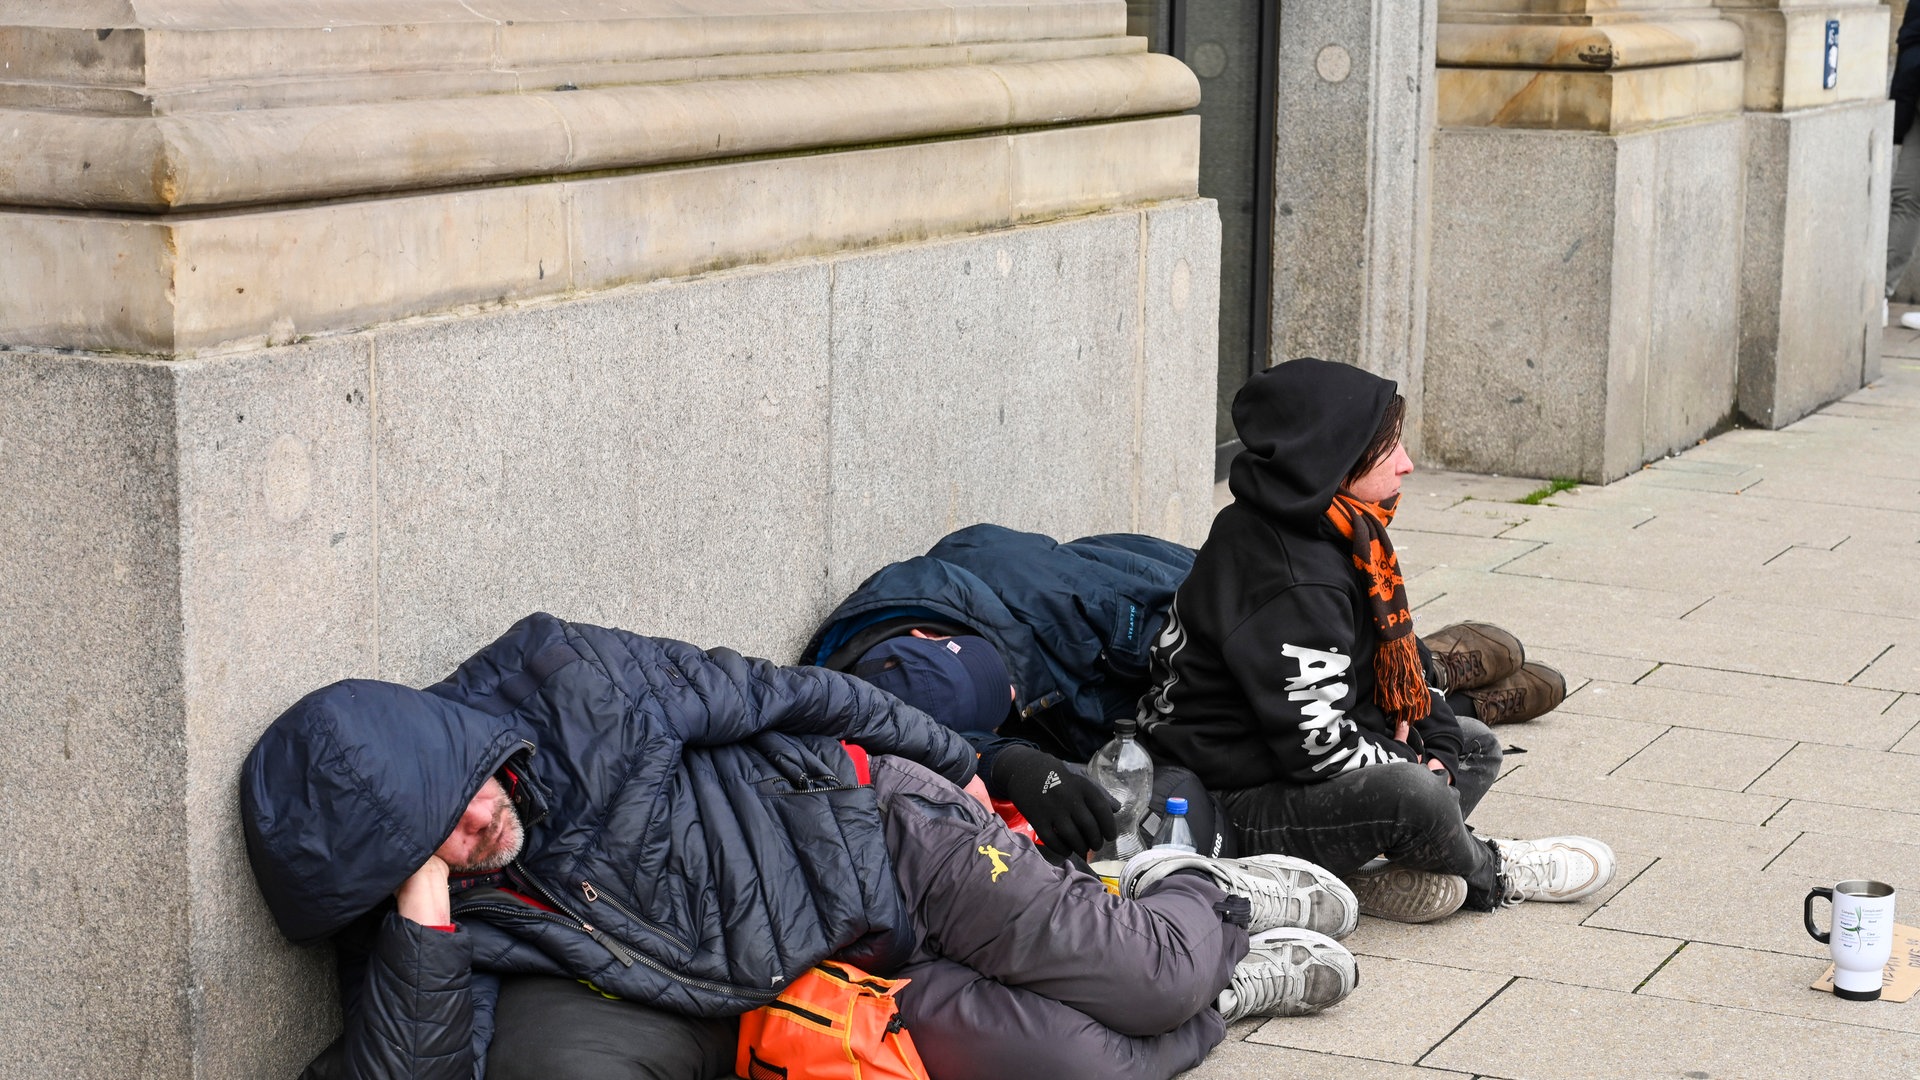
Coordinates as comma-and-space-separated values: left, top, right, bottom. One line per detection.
1424, 118, 1745, 482
1738, 99, 1891, 429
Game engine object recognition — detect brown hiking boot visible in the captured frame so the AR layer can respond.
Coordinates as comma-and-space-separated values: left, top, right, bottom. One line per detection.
1422, 622, 1524, 692
1464, 661, 1567, 725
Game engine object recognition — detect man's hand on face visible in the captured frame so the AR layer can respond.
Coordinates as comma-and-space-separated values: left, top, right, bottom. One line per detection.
395, 855, 452, 927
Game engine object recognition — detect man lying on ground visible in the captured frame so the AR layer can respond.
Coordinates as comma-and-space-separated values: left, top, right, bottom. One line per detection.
243, 612, 1365, 1080
1137, 358, 1615, 923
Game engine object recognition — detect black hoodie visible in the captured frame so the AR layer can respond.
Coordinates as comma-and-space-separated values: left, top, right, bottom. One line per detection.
1137, 358, 1463, 789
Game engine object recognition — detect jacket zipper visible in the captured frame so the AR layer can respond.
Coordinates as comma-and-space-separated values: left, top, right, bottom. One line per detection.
507, 862, 762, 999
579, 878, 692, 952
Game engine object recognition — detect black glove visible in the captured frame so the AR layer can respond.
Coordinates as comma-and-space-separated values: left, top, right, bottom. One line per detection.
991, 745, 1117, 857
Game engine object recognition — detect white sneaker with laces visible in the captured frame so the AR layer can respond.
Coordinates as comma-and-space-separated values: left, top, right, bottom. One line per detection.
1489, 835, 1615, 905
1217, 927, 1358, 1020
1121, 850, 1360, 939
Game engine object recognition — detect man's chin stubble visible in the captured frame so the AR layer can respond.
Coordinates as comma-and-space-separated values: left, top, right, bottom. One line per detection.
451, 807, 525, 875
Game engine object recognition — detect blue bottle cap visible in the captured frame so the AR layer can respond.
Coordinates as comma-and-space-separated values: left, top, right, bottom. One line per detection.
1165, 797, 1188, 815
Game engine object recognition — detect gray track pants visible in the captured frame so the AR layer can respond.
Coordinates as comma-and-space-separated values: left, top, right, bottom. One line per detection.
869, 755, 1250, 1080
1890, 135, 1920, 297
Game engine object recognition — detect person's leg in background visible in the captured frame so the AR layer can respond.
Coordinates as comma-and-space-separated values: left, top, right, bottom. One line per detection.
1888, 134, 1920, 325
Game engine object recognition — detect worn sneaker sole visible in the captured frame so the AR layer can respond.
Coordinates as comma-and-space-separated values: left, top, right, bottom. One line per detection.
1346, 864, 1468, 923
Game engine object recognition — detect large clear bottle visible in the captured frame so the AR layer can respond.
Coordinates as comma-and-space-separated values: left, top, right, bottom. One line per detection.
1087, 717, 1154, 863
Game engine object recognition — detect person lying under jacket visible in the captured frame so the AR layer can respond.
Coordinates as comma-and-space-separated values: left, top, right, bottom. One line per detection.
803, 525, 1236, 861
242, 612, 1365, 1080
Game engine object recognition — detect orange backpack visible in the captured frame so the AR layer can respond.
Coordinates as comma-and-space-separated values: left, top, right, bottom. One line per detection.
736, 961, 930, 1080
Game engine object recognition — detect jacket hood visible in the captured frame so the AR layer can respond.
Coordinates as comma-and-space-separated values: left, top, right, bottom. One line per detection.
241, 679, 533, 945
1227, 357, 1396, 528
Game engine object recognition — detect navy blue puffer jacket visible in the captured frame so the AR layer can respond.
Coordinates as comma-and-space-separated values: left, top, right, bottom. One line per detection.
243, 613, 976, 1075
804, 524, 1195, 761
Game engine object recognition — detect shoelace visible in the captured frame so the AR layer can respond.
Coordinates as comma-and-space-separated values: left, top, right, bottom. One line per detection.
1436, 650, 1486, 692
1472, 686, 1526, 723
1230, 870, 1314, 928
1498, 847, 1568, 905
1222, 953, 1306, 1020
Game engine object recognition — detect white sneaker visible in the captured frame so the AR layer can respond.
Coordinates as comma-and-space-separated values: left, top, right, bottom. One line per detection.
1900, 310, 1920, 331
1218, 928, 1358, 1019
1489, 836, 1615, 905
1122, 850, 1360, 939
1345, 861, 1468, 923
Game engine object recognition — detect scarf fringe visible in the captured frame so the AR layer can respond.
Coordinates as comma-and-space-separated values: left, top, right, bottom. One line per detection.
1374, 634, 1426, 731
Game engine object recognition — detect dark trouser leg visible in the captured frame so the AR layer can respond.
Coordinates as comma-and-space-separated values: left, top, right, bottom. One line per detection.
871, 754, 1248, 1038
1220, 761, 1502, 910
1449, 716, 1503, 820
894, 958, 1225, 1080
486, 976, 737, 1080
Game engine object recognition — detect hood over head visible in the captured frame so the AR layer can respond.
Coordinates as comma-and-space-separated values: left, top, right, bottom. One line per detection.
1227, 357, 1397, 528
240, 679, 533, 945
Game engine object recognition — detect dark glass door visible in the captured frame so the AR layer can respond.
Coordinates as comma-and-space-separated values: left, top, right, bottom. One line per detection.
1129, 1, 1278, 473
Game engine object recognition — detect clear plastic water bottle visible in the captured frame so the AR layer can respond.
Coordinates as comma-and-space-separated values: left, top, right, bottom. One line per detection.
1087, 717, 1154, 863
1153, 796, 1196, 853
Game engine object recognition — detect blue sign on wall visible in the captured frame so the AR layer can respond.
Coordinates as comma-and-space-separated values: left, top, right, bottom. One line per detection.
1825, 19, 1841, 91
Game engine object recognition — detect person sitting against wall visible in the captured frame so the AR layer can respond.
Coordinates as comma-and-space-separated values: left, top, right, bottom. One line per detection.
243, 612, 1366, 1080
1136, 358, 1614, 923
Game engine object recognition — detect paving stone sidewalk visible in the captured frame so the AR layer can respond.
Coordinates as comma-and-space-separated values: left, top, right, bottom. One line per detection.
1185, 338, 1920, 1080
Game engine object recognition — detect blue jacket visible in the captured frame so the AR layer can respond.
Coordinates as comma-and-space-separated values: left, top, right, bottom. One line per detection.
803, 524, 1195, 762
243, 613, 975, 1078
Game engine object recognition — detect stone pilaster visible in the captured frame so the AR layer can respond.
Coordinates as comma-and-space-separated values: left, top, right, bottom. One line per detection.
1267, 1, 1439, 454
1717, 0, 1890, 428
1424, 1, 1750, 481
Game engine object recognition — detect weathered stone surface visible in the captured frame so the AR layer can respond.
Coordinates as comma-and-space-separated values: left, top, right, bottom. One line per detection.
1269, 0, 1436, 452
171, 340, 376, 1079
1736, 100, 1890, 429
0, 117, 1199, 357
0, 353, 194, 1079
371, 264, 835, 684
825, 213, 1143, 599
1718, 2, 1891, 111
0, 56, 1198, 212
1437, 59, 1745, 132
1425, 118, 1743, 481
0, 1, 1185, 211
1139, 199, 1223, 547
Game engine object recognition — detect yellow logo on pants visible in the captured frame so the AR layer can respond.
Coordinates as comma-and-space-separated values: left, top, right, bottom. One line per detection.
977, 844, 1012, 882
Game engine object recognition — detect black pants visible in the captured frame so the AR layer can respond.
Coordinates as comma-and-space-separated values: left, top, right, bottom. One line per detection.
1219, 717, 1506, 909
486, 976, 736, 1080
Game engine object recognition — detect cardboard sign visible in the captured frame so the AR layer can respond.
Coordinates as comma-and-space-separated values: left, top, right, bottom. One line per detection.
1813, 923, 1920, 1002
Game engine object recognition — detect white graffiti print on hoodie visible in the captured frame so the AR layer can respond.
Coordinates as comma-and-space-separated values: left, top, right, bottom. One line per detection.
1283, 643, 1406, 775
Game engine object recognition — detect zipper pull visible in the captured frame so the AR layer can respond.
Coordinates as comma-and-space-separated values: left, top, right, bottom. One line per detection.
582, 881, 598, 902
584, 923, 638, 967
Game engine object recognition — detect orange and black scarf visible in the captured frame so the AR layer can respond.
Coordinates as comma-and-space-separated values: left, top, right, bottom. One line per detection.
1325, 493, 1425, 739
